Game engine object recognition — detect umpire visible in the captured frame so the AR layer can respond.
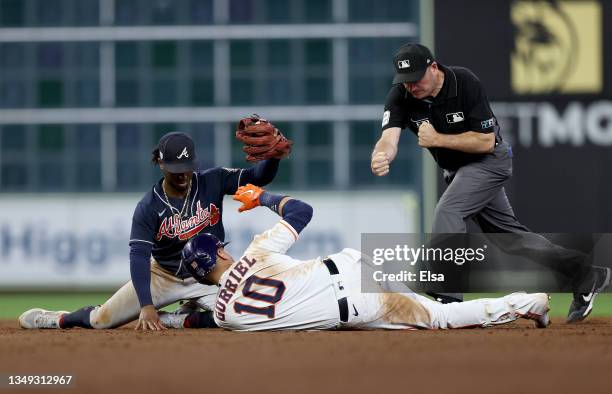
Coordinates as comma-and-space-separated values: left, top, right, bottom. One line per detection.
370, 43, 610, 323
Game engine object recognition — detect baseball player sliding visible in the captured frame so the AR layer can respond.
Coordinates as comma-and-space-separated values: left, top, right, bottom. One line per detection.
160, 184, 550, 331
18, 116, 291, 331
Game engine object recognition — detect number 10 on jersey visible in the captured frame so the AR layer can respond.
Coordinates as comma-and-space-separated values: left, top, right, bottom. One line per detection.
234, 276, 286, 318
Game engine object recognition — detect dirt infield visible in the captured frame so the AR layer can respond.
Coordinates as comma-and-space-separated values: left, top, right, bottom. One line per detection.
1, 319, 611, 394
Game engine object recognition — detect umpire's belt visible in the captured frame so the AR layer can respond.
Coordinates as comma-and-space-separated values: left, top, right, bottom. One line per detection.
495, 132, 503, 146
323, 258, 349, 322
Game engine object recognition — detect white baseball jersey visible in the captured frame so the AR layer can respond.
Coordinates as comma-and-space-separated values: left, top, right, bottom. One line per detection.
213, 220, 340, 330
212, 220, 549, 331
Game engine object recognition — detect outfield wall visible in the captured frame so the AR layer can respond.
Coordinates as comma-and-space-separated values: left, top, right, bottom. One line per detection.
0, 192, 418, 289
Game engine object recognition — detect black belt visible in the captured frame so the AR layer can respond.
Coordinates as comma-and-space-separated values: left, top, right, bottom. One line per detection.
323, 258, 349, 323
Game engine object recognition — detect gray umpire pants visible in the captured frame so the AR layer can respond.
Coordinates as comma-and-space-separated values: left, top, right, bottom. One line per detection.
432, 141, 589, 300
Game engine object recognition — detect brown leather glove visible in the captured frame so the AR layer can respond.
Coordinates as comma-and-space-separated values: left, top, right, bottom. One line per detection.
235, 114, 293, 162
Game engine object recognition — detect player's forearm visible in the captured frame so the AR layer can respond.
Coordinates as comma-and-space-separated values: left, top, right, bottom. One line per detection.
436, 131, 495, 154
129, 243, 154, 307
241, 159, 280, 186
260, 193, 313, 234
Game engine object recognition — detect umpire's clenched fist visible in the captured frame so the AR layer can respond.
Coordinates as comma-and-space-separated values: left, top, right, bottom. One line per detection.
371, 151, 391, 176
417, 121, 440, 148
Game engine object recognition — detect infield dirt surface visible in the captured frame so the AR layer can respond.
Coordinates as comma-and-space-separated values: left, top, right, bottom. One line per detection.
1, 318, 611, 394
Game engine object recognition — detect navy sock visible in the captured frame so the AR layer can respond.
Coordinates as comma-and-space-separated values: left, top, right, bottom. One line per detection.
60, 306, 95, 329
184, 311, 218, 328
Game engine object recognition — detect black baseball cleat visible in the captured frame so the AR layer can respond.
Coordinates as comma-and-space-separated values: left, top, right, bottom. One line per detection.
567, 266, 611, 323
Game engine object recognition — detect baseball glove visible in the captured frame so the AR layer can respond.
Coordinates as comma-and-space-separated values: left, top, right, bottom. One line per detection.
235, 114, 293, 162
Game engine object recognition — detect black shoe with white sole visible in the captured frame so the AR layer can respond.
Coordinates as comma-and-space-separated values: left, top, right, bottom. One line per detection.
567, 266, 611, 323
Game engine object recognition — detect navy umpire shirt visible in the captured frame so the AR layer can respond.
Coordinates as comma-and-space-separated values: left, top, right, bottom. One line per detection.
382, 64, 501, 170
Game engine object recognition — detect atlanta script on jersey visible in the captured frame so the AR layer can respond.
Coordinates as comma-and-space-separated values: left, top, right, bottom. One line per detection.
129, 167, 244, 277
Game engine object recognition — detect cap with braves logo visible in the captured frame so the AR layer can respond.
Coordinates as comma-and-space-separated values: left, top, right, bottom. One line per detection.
157, 132, 197, 173
392, 43, 435, 84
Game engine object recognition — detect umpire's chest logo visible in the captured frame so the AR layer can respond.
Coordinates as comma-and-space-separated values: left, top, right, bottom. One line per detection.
446, 112, 464, 123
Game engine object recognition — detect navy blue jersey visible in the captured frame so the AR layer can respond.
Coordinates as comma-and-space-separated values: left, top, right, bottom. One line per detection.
129, 167, 243, 276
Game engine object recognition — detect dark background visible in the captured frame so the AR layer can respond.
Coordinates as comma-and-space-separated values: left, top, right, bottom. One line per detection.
434, 0, 612, 232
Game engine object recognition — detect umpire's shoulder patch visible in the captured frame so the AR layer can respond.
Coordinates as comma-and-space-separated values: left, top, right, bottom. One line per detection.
481, 118, 496, 129
382, 111, 390, 127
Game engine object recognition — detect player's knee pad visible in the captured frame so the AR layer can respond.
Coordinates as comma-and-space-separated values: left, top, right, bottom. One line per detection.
88, 306, 116, 329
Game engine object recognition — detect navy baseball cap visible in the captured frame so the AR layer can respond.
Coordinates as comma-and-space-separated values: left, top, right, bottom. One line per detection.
392, 43, 435, 84
157, 132, 196, 174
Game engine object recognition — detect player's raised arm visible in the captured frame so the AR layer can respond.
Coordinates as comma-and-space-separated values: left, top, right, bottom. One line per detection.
233, 184, 313, 235
237, 159, 280, 188
220, 115, 293, 194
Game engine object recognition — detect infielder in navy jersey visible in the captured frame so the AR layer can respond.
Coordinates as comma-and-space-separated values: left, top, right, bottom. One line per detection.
19, 131, 283, 330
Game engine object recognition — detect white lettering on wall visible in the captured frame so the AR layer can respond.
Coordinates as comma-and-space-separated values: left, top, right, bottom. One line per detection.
492, 101, 612, 147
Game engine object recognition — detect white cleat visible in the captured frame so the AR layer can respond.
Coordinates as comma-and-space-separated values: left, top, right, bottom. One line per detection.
158, 311, 188, 329
504, 292, 550, 328
535, 309, 551, 329
175, 299, 201, 314
19, 308, 68, 329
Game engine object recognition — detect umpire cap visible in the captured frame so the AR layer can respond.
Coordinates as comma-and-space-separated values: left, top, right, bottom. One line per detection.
157, 132, 197, 173
392, 43, 435, 84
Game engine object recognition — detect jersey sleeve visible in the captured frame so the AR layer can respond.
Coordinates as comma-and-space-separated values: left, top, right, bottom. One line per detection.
382, 85, 409, 131
199, 166, 245, 196
129, 201, 157, 246
237, 159, 279, 188
218, 167, 245, 195
243, 220, 299, 257
463, 72, 497, 133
